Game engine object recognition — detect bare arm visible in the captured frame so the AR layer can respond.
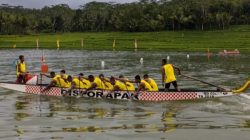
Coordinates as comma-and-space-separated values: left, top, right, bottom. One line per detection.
17, 63, 21, 73
173, 65, 181, 75
114, 77, 135, 83
113, 85, 120, 91
70, 81, 76, 90
86, 83, 97, 91
43, 80, 56, 91
162, 67, 165, 85
102, 78, 110, 83
137, 83, 145, 92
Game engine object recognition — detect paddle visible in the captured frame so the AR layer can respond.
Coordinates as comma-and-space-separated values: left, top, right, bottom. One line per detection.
180, 74, 227, 91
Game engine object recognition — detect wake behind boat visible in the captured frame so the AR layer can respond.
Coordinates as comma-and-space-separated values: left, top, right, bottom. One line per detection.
0, 80, 249, 102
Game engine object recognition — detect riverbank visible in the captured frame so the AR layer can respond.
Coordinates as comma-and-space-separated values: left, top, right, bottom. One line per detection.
0, 25, 250, 53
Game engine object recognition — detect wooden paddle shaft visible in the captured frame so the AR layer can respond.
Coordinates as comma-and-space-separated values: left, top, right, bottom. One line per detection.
181, 74, 226, 90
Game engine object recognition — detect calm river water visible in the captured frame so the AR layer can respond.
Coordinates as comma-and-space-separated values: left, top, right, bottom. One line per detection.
0, 49, 249, 140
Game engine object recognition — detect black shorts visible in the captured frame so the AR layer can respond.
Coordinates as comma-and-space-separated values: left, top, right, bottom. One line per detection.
165, 81, 178, 89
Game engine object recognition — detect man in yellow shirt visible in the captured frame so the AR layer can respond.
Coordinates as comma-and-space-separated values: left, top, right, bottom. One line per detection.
143, 74, 158, 91
87, 74, 112, 90
16, 55, 27, 83
43, 72, 72, 91
110, 76, 127, 91
60, 70, 68, 81
135, 75, 153, 92
162, 59, 181, 91
71, 73, 91, 89
116, 75, 135, 91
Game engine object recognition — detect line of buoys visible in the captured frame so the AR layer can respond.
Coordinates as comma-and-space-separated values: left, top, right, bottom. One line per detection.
30, 38, 143, 50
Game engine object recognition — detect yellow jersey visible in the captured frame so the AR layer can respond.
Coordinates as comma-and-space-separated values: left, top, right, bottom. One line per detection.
61, 74, 68, 79
93, 77, 113, 90
104, 81, 113, 90
147, 78, 158, 91
81, 79, 91, 89
53, 75, 70, 88
73, 78, 84, 88
163, 64, 176, 83
16, 61, 26, 76
72, 78, 91, 89
125, 82, 135, 91
94, 77, 103, 89
114, 80, 127, 91
141, 80, 153, 91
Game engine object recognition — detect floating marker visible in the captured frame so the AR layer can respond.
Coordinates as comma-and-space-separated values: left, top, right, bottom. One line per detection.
207, 48, 211, 60
113, 39, 116, 49
167, 56, 170, 61
36, 39, 39, 49
13, 44, 16, 49
81, 38, 84, 49
140, 58, 143, 65
134, 39, 138, 49
57, 40, 60, 49
101, 61, 105, 69
187, 54, 190, 59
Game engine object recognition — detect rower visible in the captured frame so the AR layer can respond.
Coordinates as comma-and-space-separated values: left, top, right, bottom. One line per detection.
135, 75, 153, 92
143, 74, 158, 91
98, 74, 113, 90
65, 75, 72, 88
43, 72, 72, 91
42, 70, 68, 82
41, 71, 56, 78
71, 73, 91, 89
87, 74, 113, 90
110, 76, 127, 91
60, 69, 68, 81
87, 75, 100, 90
117, 75, 135, 91
162, 59, 181, 91
16, 55, 28, 84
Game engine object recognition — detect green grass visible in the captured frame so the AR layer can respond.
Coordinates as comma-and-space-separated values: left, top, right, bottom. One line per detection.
0, 25, 250, 53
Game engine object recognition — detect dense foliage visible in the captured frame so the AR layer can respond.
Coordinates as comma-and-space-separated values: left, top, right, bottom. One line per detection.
0, 0, 250, 34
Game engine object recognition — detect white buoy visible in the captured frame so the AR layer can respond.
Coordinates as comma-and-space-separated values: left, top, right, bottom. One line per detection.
187, 54, 190, 59
167, 56, 170, 61
101, 61, 105, 69
140, 58, 143, 65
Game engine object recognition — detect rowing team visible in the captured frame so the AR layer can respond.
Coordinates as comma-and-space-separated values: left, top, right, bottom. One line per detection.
41, 70, 159, 92
16, 55, 181, 92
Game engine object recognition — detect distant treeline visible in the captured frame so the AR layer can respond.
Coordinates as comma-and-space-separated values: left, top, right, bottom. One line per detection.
0, 0, 250, 34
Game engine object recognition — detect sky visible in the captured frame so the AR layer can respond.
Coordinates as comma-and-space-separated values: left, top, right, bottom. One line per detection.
0, 0, 138, 9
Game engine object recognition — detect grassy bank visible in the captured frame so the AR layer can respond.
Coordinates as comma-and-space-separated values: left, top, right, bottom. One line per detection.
0, 25, 250, 53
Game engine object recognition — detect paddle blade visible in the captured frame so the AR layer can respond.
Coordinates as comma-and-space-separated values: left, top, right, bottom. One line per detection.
41, 63, 48, 73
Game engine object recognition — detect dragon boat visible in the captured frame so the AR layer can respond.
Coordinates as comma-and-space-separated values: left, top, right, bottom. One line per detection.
0, 78, 249, 101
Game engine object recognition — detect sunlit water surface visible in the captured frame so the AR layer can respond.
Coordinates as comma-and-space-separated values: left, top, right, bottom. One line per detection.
0, 49, 249, 140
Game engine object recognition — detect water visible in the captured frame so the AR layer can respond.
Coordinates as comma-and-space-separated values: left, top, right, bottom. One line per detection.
0, 49, 249, 140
